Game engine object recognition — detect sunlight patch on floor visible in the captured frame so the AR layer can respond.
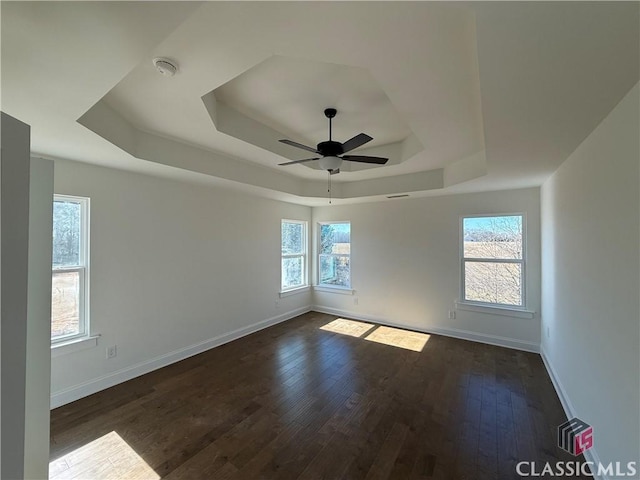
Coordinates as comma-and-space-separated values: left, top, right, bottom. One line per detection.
319, 318, 376, 337
49, 431, 159, 479
319, 318, 430, 352
364, 325, 430, 352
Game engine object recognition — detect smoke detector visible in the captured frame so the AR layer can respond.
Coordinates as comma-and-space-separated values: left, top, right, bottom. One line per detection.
153, 57, 178, 77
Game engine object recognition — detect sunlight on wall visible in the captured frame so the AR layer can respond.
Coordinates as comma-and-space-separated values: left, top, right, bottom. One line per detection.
320, 318, 376, 337
49, 431, 158, 480
319, 318, 430, 352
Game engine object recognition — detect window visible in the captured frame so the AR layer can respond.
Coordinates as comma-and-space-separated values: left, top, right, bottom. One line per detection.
52, 195, 89, 343
461, 214, 524, 307
318, 222, 351, 288
281, 220, 307, 290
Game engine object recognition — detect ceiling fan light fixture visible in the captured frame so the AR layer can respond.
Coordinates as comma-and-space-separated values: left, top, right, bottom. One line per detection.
318, 155, 342, 171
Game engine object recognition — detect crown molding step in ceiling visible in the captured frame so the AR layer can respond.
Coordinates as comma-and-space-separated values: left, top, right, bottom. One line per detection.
2, 2, 638, 205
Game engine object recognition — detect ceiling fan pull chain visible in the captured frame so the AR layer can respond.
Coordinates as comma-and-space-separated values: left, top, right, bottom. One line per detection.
328, 171, 332, 204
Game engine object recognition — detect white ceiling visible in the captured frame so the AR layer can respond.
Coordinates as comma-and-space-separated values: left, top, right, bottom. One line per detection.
2, 1, 638, 205
213, 56, 412, 150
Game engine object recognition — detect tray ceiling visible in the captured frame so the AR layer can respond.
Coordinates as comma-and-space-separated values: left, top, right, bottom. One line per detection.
2, 1, 638, 205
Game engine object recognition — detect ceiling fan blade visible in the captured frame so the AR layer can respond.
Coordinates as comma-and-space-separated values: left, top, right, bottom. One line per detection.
278, 157, 319, 166
342, 155, 388, 165
279, 139, 319, 154
341, 133, 373, 153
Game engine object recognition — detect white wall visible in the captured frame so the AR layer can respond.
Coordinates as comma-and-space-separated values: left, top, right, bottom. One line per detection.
1, 113, 31, 480
0, 111, 2, 479
312, 187, 541, 351
51, 159, 311, 407
25, 158, 54, 479
541, 83, 639, 474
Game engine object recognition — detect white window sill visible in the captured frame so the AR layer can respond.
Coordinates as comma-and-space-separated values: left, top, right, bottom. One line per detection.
313, 285, 355, 295
51, 334, 100, 358
455, 301, 535, 319
279, 286, 310, 297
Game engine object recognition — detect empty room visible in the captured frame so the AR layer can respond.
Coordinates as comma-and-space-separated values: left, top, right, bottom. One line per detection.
1, 2, 638, 479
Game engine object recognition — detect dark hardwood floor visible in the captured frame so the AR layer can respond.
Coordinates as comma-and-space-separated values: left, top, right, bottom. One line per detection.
50, 312, 588, 479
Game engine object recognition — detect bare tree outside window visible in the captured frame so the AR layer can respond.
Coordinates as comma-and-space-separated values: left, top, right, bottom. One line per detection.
52, 196, 89, 342
319, 222, 350, 288
281, 220, 307, 290
462, 215, 524, 307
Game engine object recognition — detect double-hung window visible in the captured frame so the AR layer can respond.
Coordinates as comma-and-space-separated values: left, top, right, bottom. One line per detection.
461, 214, 524, 307
52, 195, 90, 343
281, 220, 307, 291
318, 222, 351, 288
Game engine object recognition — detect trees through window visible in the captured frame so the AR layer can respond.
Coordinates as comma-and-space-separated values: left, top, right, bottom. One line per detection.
319, 222, 351, 288
462, 215, 524, 307
281, 220, 307, 290
52, 195, 89, 343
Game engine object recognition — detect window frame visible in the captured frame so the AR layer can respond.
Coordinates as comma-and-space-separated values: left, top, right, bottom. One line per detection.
51, 194, 90, 345
317, 221, 351, 290
460, 213, 526, 309
280, 219, 308, 292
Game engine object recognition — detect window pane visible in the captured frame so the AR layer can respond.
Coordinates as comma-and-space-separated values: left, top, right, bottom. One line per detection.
52, 271, 81, 339
320, 255, 350, 287
282, 222, 304, 255
320, 223, 350, 255
282, 257, 303, 289
463, 216, 522, 259
53, 200, 82, 267
464, 261, 522, 306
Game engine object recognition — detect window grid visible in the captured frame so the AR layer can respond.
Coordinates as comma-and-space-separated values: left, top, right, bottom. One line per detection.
318, 222, 351, 289
461, 214, 525, 308
52, 195, 90, 344
281, 220, 308, 291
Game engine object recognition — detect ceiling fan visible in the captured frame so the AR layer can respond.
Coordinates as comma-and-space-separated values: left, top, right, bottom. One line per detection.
278, 108, 389, 174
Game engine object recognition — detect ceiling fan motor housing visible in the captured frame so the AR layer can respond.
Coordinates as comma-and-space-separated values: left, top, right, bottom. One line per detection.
317, 141, 343, 156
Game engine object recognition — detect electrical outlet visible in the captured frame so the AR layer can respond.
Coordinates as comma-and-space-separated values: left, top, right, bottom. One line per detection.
448, 310, 456, 319
354, 297, 359, 305
106, 345, 117, 359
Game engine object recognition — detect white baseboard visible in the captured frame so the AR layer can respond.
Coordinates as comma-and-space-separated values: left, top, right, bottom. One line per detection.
50, 306, 311, 409
312, 305, 540, 353
540, 346, 576, 422
540, 346, 606, 480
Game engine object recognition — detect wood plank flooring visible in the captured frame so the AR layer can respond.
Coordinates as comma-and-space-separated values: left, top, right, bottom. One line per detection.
50, 312, 589, 479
